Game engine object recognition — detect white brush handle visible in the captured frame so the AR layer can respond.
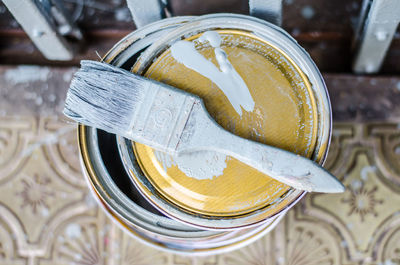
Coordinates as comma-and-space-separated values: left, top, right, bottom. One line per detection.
177, 100, 344, 193
64, 61, 343, 193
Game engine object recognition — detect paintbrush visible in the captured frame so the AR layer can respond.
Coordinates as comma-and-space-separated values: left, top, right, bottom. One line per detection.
64, 60, 344, 193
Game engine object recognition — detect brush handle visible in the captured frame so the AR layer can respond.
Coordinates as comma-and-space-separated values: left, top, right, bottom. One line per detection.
64, 61, 343, 192
177, 101, 344, 193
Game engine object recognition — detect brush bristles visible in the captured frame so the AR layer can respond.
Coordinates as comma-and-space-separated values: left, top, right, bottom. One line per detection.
63, 60, 146, 135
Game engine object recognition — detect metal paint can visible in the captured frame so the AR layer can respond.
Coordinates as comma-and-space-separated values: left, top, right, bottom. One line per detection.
119, 13, 332, 229
78, 16, 290, 255
79, 126, 282, 255
78, 14, 332, 253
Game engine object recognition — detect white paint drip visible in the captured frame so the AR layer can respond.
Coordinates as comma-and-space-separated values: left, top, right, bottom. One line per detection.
159, 31, 256, 180
155, 150, 228, 180
170, 31, 255, 116
4, 66, 50, 84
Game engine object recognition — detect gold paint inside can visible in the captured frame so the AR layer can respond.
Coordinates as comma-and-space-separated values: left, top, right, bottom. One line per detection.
132, 30, 321, 216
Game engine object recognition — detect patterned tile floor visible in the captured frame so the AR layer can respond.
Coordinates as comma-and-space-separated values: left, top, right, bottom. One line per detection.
1, 66, 400, 264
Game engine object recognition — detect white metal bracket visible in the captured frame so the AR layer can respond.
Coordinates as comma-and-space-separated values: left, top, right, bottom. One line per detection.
249, 0, 282, 26
125, 0, 171, 28
2, 0, 83, 61
353, 0, 400, 74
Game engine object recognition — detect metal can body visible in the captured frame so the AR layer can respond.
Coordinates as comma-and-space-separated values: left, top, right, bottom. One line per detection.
78, 14, 332, 254
80, 126, 282, 255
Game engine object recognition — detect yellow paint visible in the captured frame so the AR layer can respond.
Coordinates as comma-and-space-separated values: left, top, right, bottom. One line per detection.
131, 30, 321, 216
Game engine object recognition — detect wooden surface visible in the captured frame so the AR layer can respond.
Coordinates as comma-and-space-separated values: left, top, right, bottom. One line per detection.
0, 0, 399, 72
2, 65, 400, 122
0, 65, 400, 264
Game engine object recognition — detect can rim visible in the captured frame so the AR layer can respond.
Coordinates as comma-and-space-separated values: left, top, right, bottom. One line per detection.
79, 125, 286, 254
77, 15, 288, 254
79, 125, 216, 237
119, 13, 332, 229
78, 16, 222, 238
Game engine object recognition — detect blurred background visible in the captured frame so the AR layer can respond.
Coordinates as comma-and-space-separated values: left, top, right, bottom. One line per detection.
0, 0, 400, 264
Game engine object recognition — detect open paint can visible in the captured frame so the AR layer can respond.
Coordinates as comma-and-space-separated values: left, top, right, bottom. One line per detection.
78, 14, 332, 254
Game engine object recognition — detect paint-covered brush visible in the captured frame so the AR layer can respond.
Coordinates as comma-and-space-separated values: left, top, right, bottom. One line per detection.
64, 60, 344, 193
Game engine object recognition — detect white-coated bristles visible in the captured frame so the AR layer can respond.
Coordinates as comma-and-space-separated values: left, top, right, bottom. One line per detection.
62, 61, 344, 193
63, 60, 147, 134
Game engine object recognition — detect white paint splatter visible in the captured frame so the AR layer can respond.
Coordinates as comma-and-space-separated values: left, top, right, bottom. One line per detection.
360, 166, 376, 181
351, 179, 362, 190
65, 223, 81, 239
62, 70, 75, 83
114, 8, 131, 22
4, 66, 50, 84
24, 92, 37, 100
155, 150, 228, 180
48, 94, 57, 102
383, 260, 397, 265
395, 146, 400, 155
85, 193, 97, 209
301, 5, 315, 19
20, 126, 75, 158
41, 208, 49, 217
357, 199, 365, 208
375, 30, 388, 41
346, 222, 354, 229
35, 96, 43, 106
170, 31, 255, 116
291, 28, 301, 36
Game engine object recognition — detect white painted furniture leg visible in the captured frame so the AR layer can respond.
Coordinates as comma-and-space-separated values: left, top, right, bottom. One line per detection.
3, 0, 82, 61
353, 0, 400, 74
126, 0, 171, 28
249, 0, 283, 26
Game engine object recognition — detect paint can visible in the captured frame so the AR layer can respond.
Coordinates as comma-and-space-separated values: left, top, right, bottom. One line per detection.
119, 13, 332, 229
78, 16, 287, 255
78, 14, 332, 253
80, 125, 282, 255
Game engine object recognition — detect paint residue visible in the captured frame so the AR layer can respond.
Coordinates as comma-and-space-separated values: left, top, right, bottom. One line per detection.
161, 31, 255, 180
170, 31, 255, 116
301, 5, 315, 19
114, 8, 131, 22
155, 150, 228, 180
360, 166, 376, 181
4, 66, 50, 84
65, 223, 81, 239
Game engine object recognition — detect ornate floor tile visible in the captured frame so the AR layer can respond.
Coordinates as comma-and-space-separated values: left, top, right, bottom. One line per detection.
0, 116, 93, 264
1, 117, 400, 264
222, 233, 274, 265
293, 123, 400, 265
